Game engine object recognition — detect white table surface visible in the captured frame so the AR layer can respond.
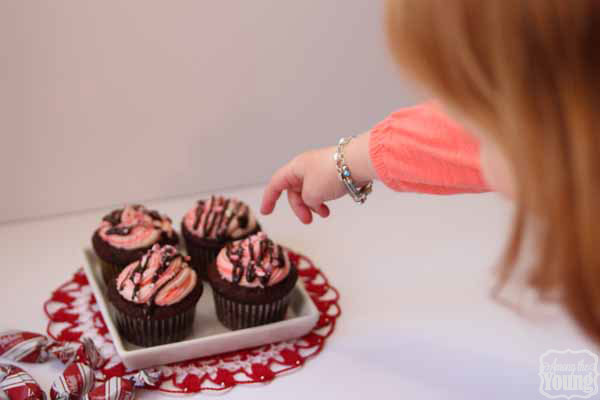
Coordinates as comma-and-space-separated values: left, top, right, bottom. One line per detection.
0, 183, 593, 399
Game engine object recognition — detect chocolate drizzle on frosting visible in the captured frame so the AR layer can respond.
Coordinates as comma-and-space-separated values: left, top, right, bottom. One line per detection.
117, 244, 194, 315
102, 209, 123, 226
192, 196, 251, 240
225, 234, 285, 287
120, 246, 180, 294
147, 210, 163, 221
105, 226, 133, 236
100, 205, 172, 238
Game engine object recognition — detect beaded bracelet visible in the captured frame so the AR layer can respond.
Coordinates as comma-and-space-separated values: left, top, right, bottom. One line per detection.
333, 137, 373, 204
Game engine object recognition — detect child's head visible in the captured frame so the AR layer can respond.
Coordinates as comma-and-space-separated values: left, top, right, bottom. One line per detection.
386, 0, 600, 342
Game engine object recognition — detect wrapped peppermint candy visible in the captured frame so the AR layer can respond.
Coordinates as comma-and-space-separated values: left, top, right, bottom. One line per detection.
49, 362, 160, 400
0, 331, 103, 369
0, 364, 46, 400
124, 368, 161, 388
50, 363, 95, 400
80, 368, 161, 400
82, 377, 134, 400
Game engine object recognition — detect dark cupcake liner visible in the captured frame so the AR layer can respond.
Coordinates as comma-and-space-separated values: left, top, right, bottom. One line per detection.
212, 290, 292, 330
99, 259, 123, 286
111, 305, 196, 347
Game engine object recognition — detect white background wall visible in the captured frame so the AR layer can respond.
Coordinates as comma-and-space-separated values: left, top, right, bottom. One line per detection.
0, 1, 417, 223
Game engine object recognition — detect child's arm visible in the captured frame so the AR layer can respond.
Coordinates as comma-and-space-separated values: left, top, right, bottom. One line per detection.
369, 101, 489, 194
260, 101, 490, 224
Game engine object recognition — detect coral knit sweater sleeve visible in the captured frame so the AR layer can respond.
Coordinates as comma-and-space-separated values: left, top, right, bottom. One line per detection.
368, 102, 491, 194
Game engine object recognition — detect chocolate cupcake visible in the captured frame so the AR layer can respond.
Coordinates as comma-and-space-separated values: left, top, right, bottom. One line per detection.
92, 205, 178, 284
107, 244, 202, 347
181, 196, 261, 278
207, 232, 298, 330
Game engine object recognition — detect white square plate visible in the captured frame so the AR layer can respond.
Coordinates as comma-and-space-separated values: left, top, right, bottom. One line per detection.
83, 250, 320, 370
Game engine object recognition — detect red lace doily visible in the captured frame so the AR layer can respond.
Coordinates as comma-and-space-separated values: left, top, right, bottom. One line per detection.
43, 252, 340, 394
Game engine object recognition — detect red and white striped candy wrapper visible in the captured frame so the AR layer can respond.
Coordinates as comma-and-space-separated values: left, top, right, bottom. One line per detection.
50, 362, 95, 400
80, 369, 159, 400
0, 331, 49, 363
47, 338, 103, 369
0, 364, 46, 400
82, 377, 134, 400
123, 368, 161, 388
0, 331, 103, 369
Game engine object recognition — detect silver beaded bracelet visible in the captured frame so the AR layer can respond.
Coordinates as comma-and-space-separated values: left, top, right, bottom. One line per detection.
333, 136, 373, 204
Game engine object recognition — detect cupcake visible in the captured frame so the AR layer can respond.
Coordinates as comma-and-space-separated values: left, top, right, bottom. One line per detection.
107, 244, 202, 347
207, 232, 298, 330
92, 204, 178, 284
181, 196, 261, 278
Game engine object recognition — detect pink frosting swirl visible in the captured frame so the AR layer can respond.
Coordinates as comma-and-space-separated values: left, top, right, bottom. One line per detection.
183, 196, 258, 240
216, 232, 291, 288
116, 244, 197, 306
98, 205, 175, 250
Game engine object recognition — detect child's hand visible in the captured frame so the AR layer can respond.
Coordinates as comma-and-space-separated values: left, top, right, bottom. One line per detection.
260, 133, 375, 223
